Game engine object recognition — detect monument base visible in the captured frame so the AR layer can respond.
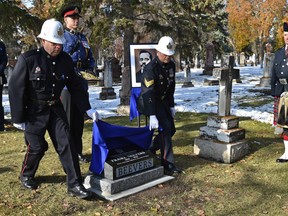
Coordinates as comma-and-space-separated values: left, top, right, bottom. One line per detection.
182, 82, 194, 87
99, 87, 116, 100
84, 166, 174, 201
203, 79, 219, 86
257, 77, 271, 87
194, 137, 249, 163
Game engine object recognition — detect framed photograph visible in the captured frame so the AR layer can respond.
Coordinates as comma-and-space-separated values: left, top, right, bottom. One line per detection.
130, 44, 157, 87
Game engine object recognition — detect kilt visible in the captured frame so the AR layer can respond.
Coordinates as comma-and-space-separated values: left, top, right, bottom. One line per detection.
274, 95, 288, 140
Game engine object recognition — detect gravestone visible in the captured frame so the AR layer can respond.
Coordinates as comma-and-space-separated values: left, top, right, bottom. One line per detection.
84, 146, 174, 201
258, 43, 274, 87
202, 43, 215, 75
239, 52, 246, 66
182, 64, 194, 87
100, 59, 117, 100
194, 56, 248, 163
104, 147, 155, 180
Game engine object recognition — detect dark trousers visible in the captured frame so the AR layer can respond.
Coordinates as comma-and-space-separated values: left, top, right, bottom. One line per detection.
22, 109, 82, 188
0, 85, 4, 131
150, 105, 176, 166
61, 89, 84, 155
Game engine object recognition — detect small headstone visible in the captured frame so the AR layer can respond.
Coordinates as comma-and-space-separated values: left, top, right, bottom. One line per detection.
182, 64, 194, 87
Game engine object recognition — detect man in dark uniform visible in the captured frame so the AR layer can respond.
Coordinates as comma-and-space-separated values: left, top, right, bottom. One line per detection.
9, 19, 99, 199
271, 22, 288, 163
60, 5, 96, 163
137, 36, 181, 175
0, 40, 7, 131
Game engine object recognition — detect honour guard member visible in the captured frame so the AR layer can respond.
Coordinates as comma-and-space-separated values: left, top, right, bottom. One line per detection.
137, 36, 182, 175
61, 5, 96, 163
9, 19, 99, 199
271, 22, 288, 163
0, 40, 7, 131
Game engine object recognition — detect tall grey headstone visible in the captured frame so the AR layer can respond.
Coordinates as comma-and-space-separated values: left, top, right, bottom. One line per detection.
202, 43, 215, 75
100, 59, 116, 100
213, 56, 240, 116
239, 52, 246, 66
258, 43, 274, 87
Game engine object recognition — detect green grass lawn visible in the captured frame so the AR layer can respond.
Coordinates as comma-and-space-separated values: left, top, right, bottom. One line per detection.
1, 112, 287, 216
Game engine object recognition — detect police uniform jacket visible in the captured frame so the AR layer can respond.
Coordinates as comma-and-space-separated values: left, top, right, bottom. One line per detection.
8, 47, 91, 130
138, 56, 175, 116
0, 41, 7, 84
271, 47, 288, 96
63, 29, 95, 71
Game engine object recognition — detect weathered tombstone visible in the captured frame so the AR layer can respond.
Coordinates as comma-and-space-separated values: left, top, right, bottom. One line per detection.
99, 59, 117, 100
182, 62, 194, 87
251, 54, 257, 66
239, 52, 246, 66
110, 57, 122, 83
257, 43, 274, 87
194, 56, 248, 163
202, 43, 215, 75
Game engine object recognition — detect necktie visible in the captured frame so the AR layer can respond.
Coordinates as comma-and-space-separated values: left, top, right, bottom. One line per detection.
285, 47, 288, 57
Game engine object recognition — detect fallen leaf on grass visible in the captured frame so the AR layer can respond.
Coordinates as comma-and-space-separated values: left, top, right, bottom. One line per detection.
107, 206, 113, 211
216, 188, 223, 193
197, 209, 205, 216
166, 201, 172, 206
150, 207, 158, 212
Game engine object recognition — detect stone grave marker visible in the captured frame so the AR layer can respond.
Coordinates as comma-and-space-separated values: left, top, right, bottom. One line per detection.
258, 43, 274, 87
100, 59, 117, 100
182, 63, 194, 87
194, 56, 248, 163
202, 43, 215, 75
104, 147, 155, 180
239, 52, 246, 66
213, 56, 240, 116
84, 146, 174, 201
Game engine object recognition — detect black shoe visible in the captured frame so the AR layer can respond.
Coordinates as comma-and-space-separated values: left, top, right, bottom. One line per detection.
276, 158, 288, 163
150, 149, 156, 155
20, 176, 38, 190
164, 164, 182, 175
68, 184, 92, 199
78, 154, 90, 163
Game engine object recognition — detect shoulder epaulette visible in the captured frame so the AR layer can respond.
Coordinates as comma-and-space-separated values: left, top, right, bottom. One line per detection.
22, 49, 40, 58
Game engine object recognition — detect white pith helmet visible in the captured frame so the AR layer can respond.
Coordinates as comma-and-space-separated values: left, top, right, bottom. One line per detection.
37, 18, 65, 44
156, 36, 175, 56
